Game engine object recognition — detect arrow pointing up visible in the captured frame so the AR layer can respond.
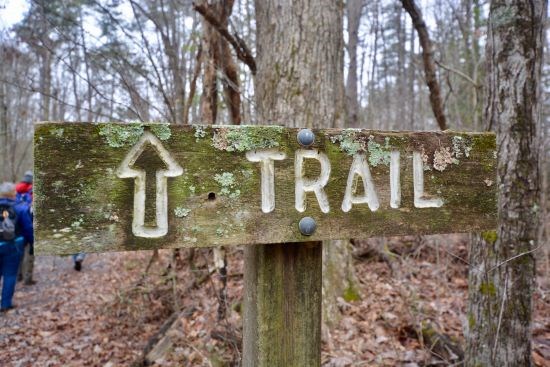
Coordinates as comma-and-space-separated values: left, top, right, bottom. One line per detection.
116, 131, 183, 238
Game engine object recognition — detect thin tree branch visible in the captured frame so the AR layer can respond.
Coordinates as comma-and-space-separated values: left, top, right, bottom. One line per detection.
488, 245, 543, 272
401, 0, 447, 130
435, 60, 480, 88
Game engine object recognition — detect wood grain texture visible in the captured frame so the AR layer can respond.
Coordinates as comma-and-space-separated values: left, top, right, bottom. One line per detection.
243, 242, 322, 367
34, 122, 497, 255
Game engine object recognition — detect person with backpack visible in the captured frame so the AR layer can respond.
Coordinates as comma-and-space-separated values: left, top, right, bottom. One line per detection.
15, 171, 33, 204
0, 182, 33, 312
15, 171, 34, 285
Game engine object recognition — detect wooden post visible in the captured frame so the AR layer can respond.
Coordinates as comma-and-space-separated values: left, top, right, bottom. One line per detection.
245, 0, 347, 363
243, 242, 322, 367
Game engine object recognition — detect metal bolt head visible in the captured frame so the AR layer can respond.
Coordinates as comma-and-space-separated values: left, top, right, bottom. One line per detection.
297, 128, 315, 147
298, 216, 317, 236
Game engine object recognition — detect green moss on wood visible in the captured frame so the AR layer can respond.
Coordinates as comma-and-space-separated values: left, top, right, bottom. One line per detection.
468, 313, 476, 329
479, 282, 497, 297
193, 125, 208, 141
481, 230, 498, 245
212, 125, 284, 152
367, 136, 391, 166
148, 123, 172, 140
98, 123, 144, 148
50, 128, 64, 137
214, 172, 240, 199
174, 207, 191, 218
330, 129, 362, 156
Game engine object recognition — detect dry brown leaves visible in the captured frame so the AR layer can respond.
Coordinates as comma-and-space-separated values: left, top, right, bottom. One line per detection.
0, 236, 548, 367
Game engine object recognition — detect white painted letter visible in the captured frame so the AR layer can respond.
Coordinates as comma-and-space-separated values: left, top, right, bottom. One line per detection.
246, 149, 286, 213
390, 151, 401, 208
341, 154, 379, 212
295, 149, 331, 213
413, 151, 443, 208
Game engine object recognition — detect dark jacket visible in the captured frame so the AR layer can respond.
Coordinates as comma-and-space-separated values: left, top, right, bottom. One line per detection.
0, 198, 33, 245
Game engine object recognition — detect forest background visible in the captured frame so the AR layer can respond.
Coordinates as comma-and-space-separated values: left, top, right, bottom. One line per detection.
0, 0, 548, 366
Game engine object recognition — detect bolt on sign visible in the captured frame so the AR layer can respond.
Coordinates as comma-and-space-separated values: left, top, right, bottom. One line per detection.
34, 123, 497, 255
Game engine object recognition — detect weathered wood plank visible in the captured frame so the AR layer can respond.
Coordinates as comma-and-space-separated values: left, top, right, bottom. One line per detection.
243, 242, 322, 367
34, 122, 497, 254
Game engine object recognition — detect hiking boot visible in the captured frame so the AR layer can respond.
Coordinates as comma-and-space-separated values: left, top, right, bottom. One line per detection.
24, 279, 36, 286
74, 260, 82, 271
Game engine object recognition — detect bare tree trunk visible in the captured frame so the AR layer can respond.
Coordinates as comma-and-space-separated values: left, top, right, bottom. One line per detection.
198, 0, 241, 125
244, 1, 345, 365
345, 0, 363, 128
466, 1, 546, 365
401, 0, 447, 130
0, 82, 8, 181
200, 16, 219, 124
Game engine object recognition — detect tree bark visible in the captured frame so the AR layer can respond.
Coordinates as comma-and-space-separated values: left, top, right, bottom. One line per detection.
244, 1, 345, 365
345, 0, 363, 128
198, 0, 241, 125
466, 1, 546, 366
0, 81, 8, 181
401, 0, 447, 131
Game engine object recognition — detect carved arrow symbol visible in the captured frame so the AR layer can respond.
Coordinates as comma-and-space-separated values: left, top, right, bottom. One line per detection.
116, 131, 183, 238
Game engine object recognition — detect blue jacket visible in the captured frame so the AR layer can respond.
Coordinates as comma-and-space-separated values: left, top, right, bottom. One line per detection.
0, 198, 33, 245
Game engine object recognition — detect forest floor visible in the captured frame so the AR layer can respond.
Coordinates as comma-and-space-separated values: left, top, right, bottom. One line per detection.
0, 235, 549, 367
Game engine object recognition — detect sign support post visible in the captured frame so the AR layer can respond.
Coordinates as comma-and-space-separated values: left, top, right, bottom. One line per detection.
243, 242, 322, 366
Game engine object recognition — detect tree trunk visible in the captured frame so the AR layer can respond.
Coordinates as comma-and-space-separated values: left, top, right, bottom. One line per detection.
0, 81, 8, 181
244, 1, 345, 365
466, 1, 546, 366
198, 0, 241, 125
345, 0, 363, 128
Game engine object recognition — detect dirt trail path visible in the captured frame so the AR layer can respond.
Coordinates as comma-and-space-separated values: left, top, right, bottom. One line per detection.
0, 253, 156, 366
0, 242, 548, 367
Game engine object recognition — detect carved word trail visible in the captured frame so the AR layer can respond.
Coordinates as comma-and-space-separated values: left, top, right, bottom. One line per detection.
246, 149, 443, 215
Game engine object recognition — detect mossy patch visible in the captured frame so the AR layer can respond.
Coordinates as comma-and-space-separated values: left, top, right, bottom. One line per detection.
468, 313, 476, 329
214, 172, 240, 199
343, 284, 361, 302
50, 128, 64, 138
193, 125, 208, 141
211, 125, 283, 152
99, 124, 144, 148
479, 282, 497, 297
367, 136, 391, 166
481, 230, 498, 245
174, 207, 191, 218
330, 131, 392, 166
148, 124, 172, 141
452, 135, 472, 159
329, 129, 362, 156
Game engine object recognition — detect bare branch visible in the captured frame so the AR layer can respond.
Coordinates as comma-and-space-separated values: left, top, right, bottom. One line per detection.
401, 0, 447, 130
193, 2, 256, 75
435, 60, 480, 88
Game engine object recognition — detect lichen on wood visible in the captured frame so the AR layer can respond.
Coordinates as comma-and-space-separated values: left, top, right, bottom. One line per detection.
34, 122, 497, 255
211, 125, 284, 152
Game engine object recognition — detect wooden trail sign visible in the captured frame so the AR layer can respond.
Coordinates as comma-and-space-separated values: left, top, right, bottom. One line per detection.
34, 122, 496, 255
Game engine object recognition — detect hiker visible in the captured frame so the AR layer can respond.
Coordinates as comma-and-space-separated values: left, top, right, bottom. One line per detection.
15, 171, 33, 204
15, 171, 35, 285
0, 182, 33, 312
